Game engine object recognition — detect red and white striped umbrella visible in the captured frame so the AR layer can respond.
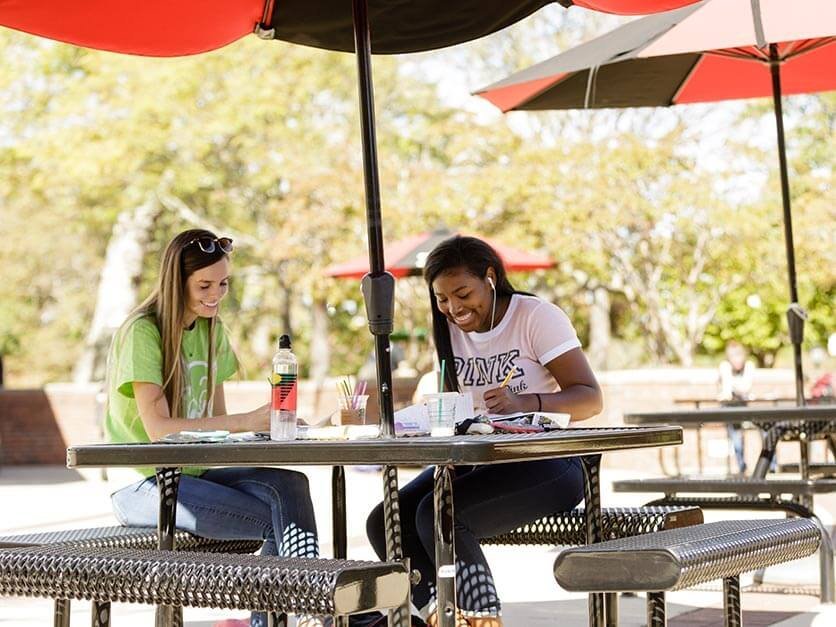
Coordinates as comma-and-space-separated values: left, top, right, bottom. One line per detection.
476, 0, 836, 405
476, 0, 835, 112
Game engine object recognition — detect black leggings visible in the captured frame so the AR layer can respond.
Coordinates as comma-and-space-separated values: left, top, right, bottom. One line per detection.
365, 458, 584, 617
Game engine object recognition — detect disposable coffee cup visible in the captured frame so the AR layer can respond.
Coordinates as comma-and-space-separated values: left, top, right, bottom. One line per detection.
423, 392, 459, 437
337, 394, 369, 426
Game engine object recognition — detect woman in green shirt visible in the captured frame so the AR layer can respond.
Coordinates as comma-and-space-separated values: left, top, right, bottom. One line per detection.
107, 229, 319, 627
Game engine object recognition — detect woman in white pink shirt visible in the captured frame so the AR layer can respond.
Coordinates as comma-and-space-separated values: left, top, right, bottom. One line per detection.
364, 236, 603, 627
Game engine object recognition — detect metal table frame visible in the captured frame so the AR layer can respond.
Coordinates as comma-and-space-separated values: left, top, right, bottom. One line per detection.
626, 406, 836, 482
68, 426, 682, 627
667, 400, 811, 475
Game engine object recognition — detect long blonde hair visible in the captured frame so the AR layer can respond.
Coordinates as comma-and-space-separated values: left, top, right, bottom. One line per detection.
116, 229, 227, 418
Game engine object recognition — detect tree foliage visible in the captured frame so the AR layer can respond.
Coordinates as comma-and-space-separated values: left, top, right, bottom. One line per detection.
0, 16, 832, 385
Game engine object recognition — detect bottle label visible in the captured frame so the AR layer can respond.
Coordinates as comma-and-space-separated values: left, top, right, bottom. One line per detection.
271, 372, 297, 411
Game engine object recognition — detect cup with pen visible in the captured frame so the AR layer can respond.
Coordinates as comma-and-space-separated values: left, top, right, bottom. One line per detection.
423, 360, 460, 437
337, 378, 369, 426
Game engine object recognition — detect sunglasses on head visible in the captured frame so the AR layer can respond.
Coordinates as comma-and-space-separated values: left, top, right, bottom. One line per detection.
186, 236, 233, 254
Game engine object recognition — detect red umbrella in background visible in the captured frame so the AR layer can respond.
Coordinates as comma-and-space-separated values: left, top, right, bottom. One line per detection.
566, 1, 700, 14
325, 228, 554, 279
476, 0, 836, 408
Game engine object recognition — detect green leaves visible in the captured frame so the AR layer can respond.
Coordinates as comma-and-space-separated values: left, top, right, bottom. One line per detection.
0, 21, 832, 383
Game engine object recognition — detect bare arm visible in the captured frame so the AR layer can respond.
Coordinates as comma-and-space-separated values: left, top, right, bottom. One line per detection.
483, 348, 603, 421
133, 381, 269, 441
213, 383, 228, 416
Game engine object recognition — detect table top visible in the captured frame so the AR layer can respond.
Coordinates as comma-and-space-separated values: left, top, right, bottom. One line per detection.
67, 426, 682, 469
624, 404, 836, 426
673, 397, 799, 406
613, 476, 836, 495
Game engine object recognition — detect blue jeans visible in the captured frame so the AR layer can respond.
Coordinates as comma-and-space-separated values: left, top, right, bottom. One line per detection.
112, 467, 319, 626
726, 424, 747, 473
365, 458, 584, 618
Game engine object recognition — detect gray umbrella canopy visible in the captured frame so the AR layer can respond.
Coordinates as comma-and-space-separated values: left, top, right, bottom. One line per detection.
476, 3, 703, 109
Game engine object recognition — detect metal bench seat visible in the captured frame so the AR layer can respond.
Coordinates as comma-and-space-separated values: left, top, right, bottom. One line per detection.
612, 477, 836, 603
0, 525, 263, 553
0, 544, 409, 623
482, 505, 703, 546
554, 518, 821, 627
0, 526, 263, 625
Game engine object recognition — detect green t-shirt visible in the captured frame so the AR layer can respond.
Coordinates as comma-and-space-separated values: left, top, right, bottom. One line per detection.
104, 315, 238, 478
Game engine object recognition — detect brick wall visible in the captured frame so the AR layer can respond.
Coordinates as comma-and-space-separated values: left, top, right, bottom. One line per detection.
0, 385, 101, 465
0, 369, 803, 467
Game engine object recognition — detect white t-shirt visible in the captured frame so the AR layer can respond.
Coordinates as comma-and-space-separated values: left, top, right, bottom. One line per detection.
448, 294, 581, 407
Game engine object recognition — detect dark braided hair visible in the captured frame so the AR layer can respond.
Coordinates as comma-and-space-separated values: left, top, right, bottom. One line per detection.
423, 236, 524, 393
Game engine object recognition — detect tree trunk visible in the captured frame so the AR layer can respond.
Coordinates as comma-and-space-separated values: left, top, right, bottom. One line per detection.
73, 197, 160, 383
587, 287, 611, 371
309, 297, 331, 418
309, 297, 330, 381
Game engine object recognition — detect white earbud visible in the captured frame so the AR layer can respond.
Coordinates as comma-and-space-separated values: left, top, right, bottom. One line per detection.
487, 277, 495, 290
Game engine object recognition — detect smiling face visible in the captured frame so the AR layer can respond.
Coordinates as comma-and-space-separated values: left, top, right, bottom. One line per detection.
432, 267, 497, 333
183, 257, 230, 326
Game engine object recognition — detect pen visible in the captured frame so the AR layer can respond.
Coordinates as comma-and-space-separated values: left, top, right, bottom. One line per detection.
499, 366, 517, 388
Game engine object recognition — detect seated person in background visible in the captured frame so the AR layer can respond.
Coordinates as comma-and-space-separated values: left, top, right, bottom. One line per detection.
717, 340, 755, 474
365, 235, 603, 627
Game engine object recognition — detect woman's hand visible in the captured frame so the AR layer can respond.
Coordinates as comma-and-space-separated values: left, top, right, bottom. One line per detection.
248, 403, 271, 432
482, 387, 533, 415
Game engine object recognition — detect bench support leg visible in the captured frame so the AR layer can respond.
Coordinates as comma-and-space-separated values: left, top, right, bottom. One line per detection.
646, 592, 665, 627
155, 466, 181, 627
333, 465, 348, 559
267, 612, 287, 627
382, 464, 410, 627
333, 466, 349, 627
723, 576, 741, 627
54, 599, 70, 627
799, 437, 813, 510
434, 464, 457, 627
811, 515, 836, 603
92, 601, 111, 627
581, 455, 606, 627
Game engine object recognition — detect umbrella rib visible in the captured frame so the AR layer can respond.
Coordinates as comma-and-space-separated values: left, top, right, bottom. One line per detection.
783, 37, 836, 61
708, 47, 767, 62
706, 37, 836, 66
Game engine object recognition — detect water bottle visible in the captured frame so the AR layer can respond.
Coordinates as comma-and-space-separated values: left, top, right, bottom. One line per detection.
270, 334, 298, 440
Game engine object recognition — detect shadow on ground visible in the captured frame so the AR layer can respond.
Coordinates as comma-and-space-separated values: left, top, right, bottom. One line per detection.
500, 598, 815, 627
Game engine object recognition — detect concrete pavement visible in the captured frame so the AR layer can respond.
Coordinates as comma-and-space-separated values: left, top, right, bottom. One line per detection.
1, 464, 834, 626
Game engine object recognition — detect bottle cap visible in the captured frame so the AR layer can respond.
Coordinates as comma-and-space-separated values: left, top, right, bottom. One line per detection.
279, 334, 292, 349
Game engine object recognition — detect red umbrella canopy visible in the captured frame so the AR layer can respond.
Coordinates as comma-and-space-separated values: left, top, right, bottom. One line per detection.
324, 229, 554, 279
0, 1, 703, 57
569, 1, 700, 14
476, 0, 836, 111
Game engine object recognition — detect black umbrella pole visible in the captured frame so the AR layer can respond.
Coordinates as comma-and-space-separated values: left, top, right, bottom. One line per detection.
352, 0, 397, 436
769, 45, 805, 405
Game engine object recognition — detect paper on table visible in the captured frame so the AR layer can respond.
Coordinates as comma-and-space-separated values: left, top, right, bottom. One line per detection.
159, 429, 230, 443
394, 403, 429, 436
